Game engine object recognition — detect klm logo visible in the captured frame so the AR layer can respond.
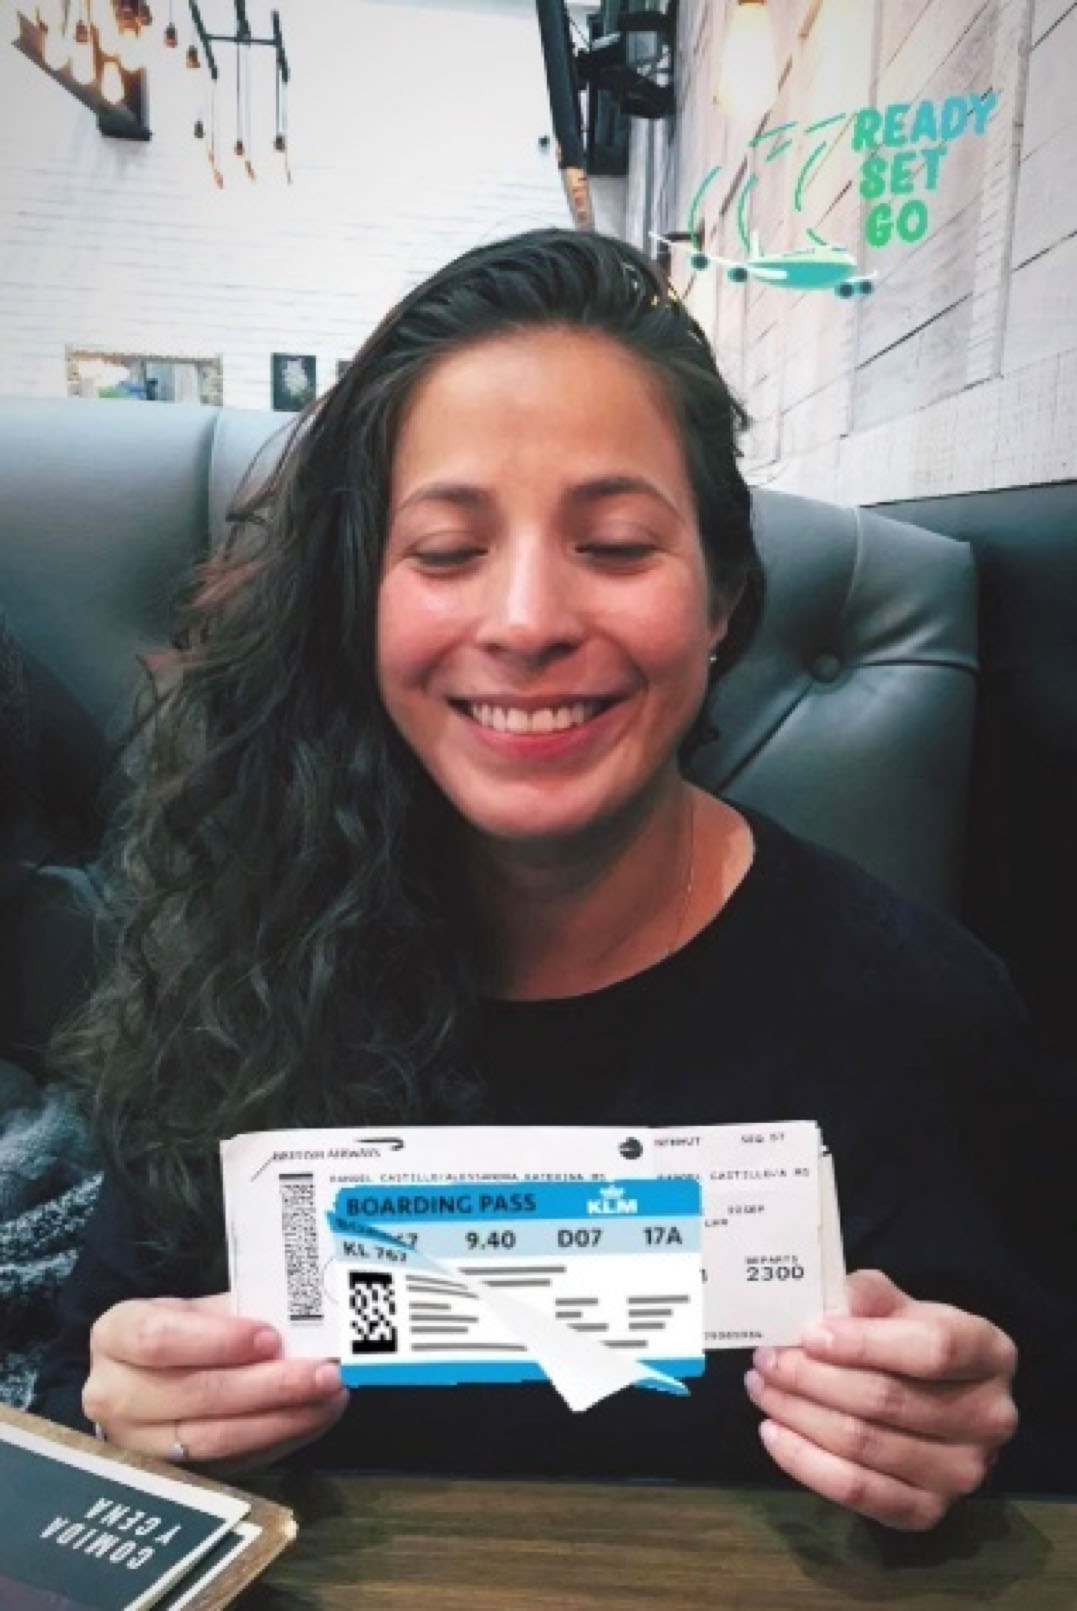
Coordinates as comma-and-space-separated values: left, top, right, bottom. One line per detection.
587, 1184, 639, 1217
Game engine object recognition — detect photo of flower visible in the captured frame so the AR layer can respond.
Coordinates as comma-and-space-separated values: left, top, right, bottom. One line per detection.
272, 353, 316, 411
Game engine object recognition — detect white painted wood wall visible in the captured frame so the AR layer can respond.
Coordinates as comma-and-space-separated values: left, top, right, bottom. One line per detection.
643, 0, 1077, 500
0, 0, 574, 407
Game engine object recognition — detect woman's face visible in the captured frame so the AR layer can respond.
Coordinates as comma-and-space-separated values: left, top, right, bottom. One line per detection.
377, 327, 729, 849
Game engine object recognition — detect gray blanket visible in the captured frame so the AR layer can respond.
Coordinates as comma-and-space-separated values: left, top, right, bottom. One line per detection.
0, 1057, 99, 1406
1, 605, 103, 1402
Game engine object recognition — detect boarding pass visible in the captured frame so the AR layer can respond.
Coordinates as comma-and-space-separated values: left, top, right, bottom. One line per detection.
220, 1127, 837, 1404
222, 1123, 845, 1407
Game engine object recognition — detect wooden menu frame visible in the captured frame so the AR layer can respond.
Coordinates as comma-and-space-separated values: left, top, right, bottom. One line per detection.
0, 1403, 296, 1610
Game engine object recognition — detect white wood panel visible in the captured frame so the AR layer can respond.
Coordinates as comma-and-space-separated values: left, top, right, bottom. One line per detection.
1002, 229, 1077, 372
781, 373, 853, 455
777, 283, 860, 410
744, 317, 788, 391
854, 295, 973, 429
764, 346, 1075, 499
797, 0, 875, 168
1021, 1, 1077, 157
962, 0, 1032, 385
741, 368, 782, 465
856, 196, 981, 366
878, 0, 935, 69
879, 0, 990, 107
1032, 0, 1075, 44
1010, 115, 1077, 267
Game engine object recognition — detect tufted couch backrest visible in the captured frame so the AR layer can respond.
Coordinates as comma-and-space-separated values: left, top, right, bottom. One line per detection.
0, 397, 981, 1065
874, 481, 1077, 1059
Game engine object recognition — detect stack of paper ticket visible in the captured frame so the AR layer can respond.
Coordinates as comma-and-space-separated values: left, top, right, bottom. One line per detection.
221, 1123, 845, 1412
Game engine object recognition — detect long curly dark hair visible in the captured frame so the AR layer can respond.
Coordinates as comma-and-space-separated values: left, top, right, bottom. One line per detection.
50, 228, 764, 1248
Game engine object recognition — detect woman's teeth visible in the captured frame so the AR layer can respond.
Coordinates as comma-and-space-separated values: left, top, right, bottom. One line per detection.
468, 701, 605, 734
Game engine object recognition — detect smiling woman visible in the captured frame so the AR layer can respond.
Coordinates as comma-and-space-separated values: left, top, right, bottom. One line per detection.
31, 230, 1075, 1527
376, 325, 741, 966
373, 323, 762, 1000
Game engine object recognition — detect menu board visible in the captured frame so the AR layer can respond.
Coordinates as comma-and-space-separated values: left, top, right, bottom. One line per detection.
0, 1408, 295, 1611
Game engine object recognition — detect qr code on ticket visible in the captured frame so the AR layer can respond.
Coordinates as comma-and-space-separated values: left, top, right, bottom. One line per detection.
347, 1270, 399, 1356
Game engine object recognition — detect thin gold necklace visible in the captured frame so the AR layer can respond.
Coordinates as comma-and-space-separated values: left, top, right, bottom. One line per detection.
665, 791, 696, 959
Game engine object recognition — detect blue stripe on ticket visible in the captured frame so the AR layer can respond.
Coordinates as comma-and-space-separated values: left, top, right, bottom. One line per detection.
339, 1357, 706, 1388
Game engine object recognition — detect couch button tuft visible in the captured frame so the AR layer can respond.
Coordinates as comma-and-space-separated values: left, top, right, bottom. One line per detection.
811, 653, 842, 683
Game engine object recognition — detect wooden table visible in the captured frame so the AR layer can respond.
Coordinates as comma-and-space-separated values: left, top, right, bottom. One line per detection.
239, 1474, 1077, 1609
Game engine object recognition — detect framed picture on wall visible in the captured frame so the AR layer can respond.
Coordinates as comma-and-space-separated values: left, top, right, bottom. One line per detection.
272, 353, 316, 411
66, 348, 223, 404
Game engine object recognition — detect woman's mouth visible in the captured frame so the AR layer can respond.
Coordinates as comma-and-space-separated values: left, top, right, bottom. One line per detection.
448, 697, 625, 736
461, 699, 614, 735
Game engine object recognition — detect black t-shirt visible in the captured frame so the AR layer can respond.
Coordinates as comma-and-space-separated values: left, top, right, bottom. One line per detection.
31, 810, 1077, 1490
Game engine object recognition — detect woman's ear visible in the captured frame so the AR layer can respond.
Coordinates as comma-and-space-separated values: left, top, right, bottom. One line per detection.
708, 579, 746, 659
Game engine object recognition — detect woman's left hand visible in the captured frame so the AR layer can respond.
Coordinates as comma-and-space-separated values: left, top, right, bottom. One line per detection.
745, 1269, 1019, 1530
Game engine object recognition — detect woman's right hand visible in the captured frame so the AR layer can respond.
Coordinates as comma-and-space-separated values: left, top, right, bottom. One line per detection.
83, 1293, 350, 1474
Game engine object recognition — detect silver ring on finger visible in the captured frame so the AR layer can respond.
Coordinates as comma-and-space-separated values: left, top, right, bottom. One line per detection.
168, 1421, 191, 1463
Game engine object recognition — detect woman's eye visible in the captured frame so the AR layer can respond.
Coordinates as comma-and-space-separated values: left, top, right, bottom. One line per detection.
580, 540, 656, 564
411, 545, 484, 570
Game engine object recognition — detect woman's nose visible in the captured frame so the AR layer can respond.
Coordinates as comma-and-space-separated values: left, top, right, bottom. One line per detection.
475, 540, 582, 661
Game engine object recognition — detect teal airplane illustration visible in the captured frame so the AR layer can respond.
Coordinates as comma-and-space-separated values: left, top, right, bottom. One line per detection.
652, 229, 876, 297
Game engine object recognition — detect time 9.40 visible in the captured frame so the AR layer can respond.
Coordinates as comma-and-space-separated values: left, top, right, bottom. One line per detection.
463, 1224, 685, 1252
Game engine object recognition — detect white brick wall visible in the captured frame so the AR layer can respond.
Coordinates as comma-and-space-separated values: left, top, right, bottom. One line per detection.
0, 0, 577, 405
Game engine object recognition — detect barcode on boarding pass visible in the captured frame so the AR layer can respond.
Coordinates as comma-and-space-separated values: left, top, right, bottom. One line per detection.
279, 1172, 323, 1322
347, 1270, 399, 1354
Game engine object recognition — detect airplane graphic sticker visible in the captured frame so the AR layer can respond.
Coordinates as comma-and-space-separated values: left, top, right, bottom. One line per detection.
652, 226, 876, 297
651, 152, 875, 299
